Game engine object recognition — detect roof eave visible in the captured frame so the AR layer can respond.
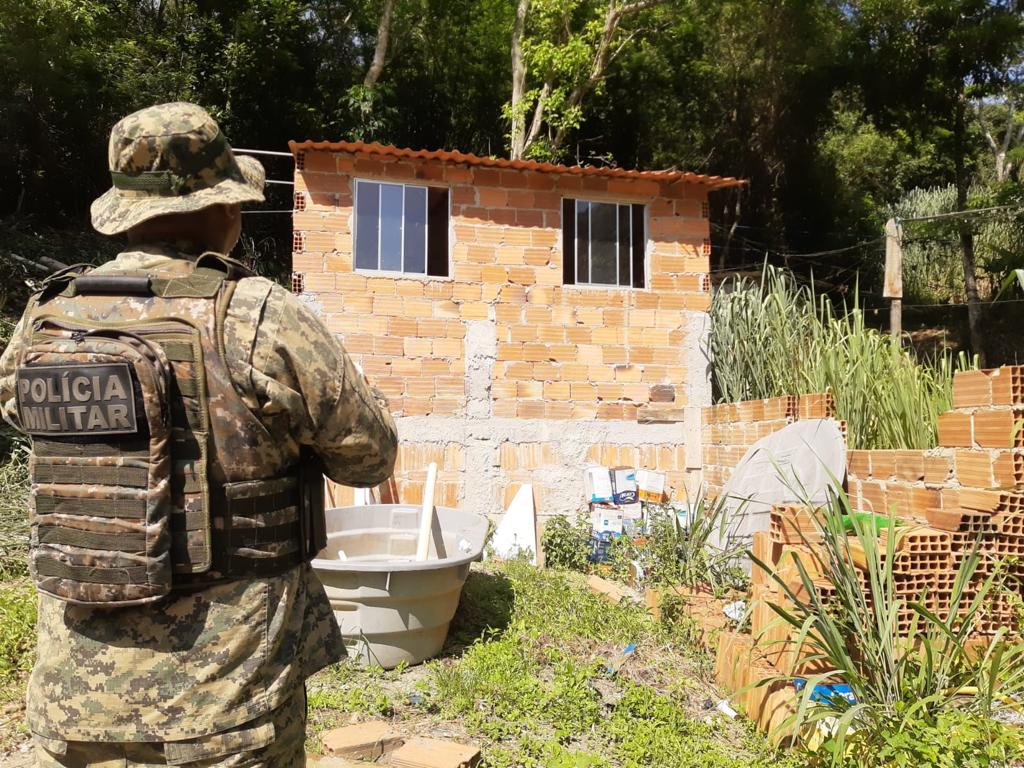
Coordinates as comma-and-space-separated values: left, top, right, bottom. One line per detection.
288, 139, 747, 190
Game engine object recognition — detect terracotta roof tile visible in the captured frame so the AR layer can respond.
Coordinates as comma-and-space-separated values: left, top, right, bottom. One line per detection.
287, 140, 745, 189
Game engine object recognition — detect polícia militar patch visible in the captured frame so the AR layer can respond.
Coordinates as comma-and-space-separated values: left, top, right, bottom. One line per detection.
16, 363, 139, 435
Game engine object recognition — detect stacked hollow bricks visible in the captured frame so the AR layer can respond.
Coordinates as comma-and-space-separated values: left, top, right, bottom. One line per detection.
744, 366, 1024, 653
293, 146, 716, 510
701, 393, 838, 497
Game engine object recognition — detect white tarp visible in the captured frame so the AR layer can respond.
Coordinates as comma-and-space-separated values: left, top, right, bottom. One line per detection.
719, 418, 847, 540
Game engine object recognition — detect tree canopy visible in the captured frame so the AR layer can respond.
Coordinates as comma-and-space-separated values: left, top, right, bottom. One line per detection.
2, 0, 1023, 357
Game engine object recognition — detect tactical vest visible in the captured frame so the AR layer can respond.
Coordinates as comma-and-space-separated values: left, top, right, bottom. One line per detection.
14, 254, 325, 607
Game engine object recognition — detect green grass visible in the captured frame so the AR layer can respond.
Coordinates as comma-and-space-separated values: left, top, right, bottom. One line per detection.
423, 562, 792, 768
301, 562, 793, 767
0, 579, 35, 703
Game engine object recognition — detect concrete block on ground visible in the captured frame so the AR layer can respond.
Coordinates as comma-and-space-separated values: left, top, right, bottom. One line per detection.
307, 757, 369, 768
391, 737, 481, 768
320, 720, 403, 760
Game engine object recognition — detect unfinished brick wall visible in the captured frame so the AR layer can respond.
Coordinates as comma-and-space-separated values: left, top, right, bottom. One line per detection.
847, 367, 1024, 522
701, 394, 837, 496
701, 367, 1024, 527
291, 143, 739, 515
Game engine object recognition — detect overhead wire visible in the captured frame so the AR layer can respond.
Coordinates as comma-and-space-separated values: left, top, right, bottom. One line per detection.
898, 204, 1021, 223
233, 148, 294, 157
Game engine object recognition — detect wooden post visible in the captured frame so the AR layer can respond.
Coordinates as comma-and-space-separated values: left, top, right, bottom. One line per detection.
416, 463, 438, 561
884, 218, 903, 341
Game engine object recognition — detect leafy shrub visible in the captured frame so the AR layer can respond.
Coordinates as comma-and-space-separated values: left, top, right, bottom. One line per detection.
540, 513, 592, 572
642, 490, 748, 592
708, 264, 964, 449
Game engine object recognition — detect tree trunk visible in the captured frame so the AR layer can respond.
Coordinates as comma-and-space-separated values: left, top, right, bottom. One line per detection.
509, 0, 530, 159
364, 0, 396, 90
955, 97, 986, 366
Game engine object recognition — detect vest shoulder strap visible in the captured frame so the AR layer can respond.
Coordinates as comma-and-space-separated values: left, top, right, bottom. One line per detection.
37, 263, 96, 300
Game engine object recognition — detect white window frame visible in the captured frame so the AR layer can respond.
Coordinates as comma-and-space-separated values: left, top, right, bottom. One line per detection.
354, 178, 440, 277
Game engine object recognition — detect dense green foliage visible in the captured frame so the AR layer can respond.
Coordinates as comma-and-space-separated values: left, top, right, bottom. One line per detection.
1, 1, 1022, 354
751, 489, 1024, 766
709, 265, 962, 449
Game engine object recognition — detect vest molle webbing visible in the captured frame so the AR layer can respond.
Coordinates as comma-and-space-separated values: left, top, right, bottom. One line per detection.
16, 254, 325, 606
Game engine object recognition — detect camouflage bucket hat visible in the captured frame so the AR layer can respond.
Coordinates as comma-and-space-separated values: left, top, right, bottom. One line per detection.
91, 102, 265, 235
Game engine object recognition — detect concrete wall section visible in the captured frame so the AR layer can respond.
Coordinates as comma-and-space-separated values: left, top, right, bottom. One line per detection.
327, 416, 694, 518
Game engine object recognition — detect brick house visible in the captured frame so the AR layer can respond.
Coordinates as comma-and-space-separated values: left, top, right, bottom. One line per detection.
287, 140, 743, 517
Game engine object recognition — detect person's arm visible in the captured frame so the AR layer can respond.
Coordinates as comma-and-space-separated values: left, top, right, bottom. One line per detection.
240, 283, 398, 487
0, 316, 28, 432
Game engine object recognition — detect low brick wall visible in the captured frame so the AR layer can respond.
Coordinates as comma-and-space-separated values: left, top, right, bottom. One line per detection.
849, 366, 1024, 522
701, 393, 837, 497
702, 366, 1024, 525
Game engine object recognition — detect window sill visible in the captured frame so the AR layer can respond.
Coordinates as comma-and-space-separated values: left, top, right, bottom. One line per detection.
563, 282, 646, 292
354, 268, 453, 282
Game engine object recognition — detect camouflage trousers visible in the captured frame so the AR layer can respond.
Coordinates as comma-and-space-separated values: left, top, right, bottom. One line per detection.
32, 685, 306, 768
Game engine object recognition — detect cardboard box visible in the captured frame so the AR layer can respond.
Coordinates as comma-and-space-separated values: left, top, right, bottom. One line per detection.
584, 466, 614, 503
611, 466, 638, 504
636, 469, 667, 503
590, 505, 623, 534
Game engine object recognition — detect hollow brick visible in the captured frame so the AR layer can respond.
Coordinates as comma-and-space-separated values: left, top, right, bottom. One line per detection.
432, 339, 462, 358
937, 411, 973, 448
460, 302, 490, 320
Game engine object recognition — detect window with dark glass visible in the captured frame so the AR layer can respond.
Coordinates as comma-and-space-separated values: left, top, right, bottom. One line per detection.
562, 199, 645, 287
354, 180, 449, 276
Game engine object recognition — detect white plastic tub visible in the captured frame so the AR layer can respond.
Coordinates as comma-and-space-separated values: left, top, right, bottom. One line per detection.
312, 504, 488, 669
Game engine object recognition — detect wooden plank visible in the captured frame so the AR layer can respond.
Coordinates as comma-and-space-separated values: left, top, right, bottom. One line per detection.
586, 574, 634, 604
391, 737, 481, 768
636, 406, 688, 424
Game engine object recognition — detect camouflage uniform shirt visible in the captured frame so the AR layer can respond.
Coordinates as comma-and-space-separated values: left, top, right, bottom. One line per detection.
0, 244, 399, 742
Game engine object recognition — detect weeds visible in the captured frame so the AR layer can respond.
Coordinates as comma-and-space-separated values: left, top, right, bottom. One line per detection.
540, 513, 593, 572
644, 491, 748, 592
305, 660, 396, 717
540, 489, 749, 595
0, 444, 29, 579
0, 579, 35, 702
752, 482, 1024, 766
426, 561, 787, 768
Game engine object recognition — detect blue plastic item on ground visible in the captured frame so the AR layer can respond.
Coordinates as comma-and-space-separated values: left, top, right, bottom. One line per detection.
793, 678, 856, 704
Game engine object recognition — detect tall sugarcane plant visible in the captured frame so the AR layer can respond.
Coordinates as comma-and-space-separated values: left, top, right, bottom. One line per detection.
707, 264, 968, 450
